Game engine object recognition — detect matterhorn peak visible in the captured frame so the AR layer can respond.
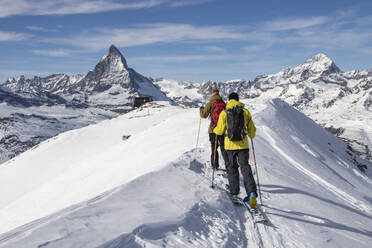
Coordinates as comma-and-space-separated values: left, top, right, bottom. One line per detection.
99, 44, 128, 70
109, 44, 122, 56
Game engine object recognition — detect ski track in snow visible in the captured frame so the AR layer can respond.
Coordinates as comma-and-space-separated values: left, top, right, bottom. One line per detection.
260, 125, 372, 214
204, 164, 302, 248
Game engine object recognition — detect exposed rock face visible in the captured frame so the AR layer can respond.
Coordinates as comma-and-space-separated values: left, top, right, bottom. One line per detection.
69, 45, 132, 93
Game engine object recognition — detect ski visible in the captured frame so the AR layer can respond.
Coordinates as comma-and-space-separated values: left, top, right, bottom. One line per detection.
242, 197, 267, 223
228, 193, 244, 205
225, 186, 246, 206
225, 184, 243, 205
225, 184, 267, 223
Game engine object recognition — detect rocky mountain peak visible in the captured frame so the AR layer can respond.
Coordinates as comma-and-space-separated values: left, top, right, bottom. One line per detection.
105, 44, 128, 69
303, 53, 341, 74
67, 45, 169, 100
109, 44, 121, 55
310, 53, 331, 62
76, 45, 131, 92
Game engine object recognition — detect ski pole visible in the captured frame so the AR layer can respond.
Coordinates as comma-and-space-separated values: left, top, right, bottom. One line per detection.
251, 139, 263, 205
213, 134, 218, 167
211, 167, 215, 189
195, 117, 202, 148
211, 134, 218, 188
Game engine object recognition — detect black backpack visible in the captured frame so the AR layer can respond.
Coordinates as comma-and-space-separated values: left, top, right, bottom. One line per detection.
226, 105, 246, 141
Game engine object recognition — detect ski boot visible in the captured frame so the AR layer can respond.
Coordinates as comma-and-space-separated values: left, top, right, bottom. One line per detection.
249, 192, 257, 209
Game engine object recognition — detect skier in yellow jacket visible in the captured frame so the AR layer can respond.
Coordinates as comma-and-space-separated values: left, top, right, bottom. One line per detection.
213, 92, 258, 208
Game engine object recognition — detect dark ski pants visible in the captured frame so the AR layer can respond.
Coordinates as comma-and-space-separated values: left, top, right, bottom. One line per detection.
209, 133, 229, 170
226, 149, 257, 196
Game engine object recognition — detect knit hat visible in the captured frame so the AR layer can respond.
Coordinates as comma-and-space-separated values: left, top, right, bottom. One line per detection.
212, 89, 219, 94
228, 92, 239, 101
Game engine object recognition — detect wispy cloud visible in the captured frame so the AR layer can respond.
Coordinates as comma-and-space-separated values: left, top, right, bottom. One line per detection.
244, 44, 269, 52
131, 54, 232, 63
273, 20, 372, 51
0, 0, 159, 18
0, 0, 213, 18
264, 16, 328, 31
0, 31, 30, 41
39, 11, 372, 55
26, 26, 44, 31
32, 49, 71, 57
246, 12, 372, 54
203, 46, 226, 52
169, 0, 212, 7
45, 23, 245, 50
26, 26, 59, 32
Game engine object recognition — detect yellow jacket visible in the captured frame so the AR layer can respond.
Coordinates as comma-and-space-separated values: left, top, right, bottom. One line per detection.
213, 99, 256, 150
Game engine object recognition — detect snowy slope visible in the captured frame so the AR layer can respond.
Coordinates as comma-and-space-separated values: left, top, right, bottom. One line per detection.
0, 99, 371, 248
0, 100, 116, 164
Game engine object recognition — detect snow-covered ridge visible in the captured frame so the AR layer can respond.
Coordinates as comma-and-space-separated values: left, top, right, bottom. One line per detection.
0, 99, 371, 247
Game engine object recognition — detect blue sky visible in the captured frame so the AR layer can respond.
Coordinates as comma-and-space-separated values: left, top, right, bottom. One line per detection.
0, 0, 372, 83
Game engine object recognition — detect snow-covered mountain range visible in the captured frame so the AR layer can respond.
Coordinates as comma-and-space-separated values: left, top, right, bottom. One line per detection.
1, 46, 371, 169
155, 54, 372, 165
0, 99, 371, 247
3, 45, 168, 111
0, 45, 169, 164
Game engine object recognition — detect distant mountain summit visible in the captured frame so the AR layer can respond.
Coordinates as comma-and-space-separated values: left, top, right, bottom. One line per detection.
108, 44, 129, 67
252, 53, 342, 89
283, 53, 341, 81
70, 45, 132, 93
302, 53, 341, 75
